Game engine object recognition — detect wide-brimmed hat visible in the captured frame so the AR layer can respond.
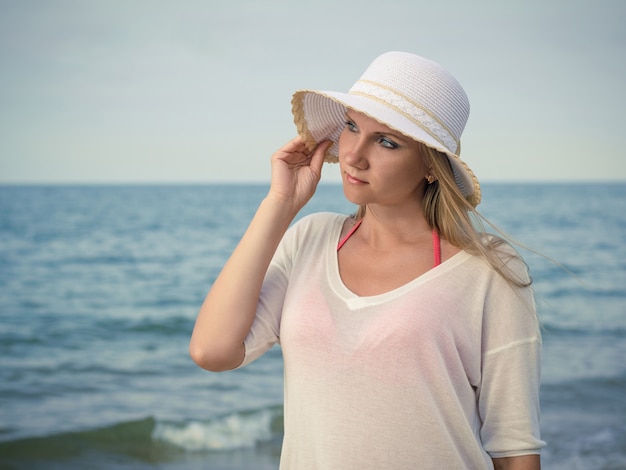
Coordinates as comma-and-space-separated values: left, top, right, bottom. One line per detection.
291, 51, 481, 206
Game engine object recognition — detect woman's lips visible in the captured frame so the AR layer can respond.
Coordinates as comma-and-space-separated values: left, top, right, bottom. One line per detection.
345, 173, 367, 185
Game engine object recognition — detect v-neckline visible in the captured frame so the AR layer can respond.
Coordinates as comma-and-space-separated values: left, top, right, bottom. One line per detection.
330, 216, 469, 305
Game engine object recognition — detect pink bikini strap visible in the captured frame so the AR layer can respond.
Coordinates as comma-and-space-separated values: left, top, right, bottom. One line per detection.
432, 229, 441, 267
338, 220, 442, 267
337, 219, 362, 251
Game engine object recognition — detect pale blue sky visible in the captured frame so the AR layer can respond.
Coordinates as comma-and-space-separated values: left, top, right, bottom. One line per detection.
1, 0, 624, 184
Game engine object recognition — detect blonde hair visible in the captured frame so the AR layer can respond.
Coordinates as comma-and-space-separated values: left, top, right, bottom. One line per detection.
355, 145, 531, 288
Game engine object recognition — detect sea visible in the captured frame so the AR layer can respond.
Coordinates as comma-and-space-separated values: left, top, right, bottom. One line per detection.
0, 182, 624, 470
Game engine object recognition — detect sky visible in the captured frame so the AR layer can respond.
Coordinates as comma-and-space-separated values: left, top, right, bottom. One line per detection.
0, 0, 624, 184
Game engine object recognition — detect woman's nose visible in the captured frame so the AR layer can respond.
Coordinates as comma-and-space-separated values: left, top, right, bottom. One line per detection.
340, 135, 368, 168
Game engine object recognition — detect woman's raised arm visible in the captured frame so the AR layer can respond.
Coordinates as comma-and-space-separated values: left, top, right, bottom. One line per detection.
189, 137, 330, 371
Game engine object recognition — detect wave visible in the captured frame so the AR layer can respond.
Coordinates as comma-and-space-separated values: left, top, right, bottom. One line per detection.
153, 407, 283, 452
0, 406, 284, 466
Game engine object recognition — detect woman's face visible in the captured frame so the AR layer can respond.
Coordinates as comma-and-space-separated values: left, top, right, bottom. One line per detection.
338, 110, 429, 211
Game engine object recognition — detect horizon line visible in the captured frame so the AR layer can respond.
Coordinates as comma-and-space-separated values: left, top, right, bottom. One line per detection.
1, 179, 625, 187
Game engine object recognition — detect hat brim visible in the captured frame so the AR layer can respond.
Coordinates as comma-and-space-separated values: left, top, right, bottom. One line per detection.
292, 89, 481, 207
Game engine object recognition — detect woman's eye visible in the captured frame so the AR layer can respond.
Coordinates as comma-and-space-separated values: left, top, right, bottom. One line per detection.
378, 137, 398, 149
344, 120, 358, 132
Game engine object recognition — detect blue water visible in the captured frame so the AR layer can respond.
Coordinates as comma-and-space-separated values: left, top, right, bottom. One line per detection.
0, 183, 625, 469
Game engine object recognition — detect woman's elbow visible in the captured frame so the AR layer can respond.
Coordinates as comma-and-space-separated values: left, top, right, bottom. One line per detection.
189, 340, 244, 372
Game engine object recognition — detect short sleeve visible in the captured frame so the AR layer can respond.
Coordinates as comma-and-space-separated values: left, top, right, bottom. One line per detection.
478, 250, 546, 456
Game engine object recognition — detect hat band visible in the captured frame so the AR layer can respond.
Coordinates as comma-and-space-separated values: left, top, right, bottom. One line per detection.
349, 80, 459, 154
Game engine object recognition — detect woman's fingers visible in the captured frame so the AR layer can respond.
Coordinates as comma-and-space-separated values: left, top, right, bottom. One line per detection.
274, 137, 330, 167
268, 138, 332, 206
309, 140, 332, 173
273, 136, 311, 164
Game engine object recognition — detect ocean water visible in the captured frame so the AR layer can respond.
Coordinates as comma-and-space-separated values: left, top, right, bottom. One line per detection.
0, 183, 624, 469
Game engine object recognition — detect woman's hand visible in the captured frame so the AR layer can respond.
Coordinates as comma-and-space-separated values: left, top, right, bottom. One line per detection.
268, 136, 331, 210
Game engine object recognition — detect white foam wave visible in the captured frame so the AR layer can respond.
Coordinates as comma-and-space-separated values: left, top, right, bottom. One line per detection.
152, 408, 277, 452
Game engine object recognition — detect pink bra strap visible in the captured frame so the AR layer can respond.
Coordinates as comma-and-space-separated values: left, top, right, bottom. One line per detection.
337, 219, 362, 251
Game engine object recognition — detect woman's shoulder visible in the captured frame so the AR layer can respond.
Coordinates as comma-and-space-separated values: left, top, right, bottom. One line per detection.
281, 212, 349, 249
479, 234, 531, 286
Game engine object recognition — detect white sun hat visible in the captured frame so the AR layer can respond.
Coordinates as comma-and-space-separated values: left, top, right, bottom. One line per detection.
291, 51, 481, 207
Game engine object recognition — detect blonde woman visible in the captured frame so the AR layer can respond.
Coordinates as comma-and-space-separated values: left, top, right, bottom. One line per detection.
191, 51, 545, 469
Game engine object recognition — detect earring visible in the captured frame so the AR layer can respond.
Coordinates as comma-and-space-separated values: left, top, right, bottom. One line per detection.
426, 175, 435, 184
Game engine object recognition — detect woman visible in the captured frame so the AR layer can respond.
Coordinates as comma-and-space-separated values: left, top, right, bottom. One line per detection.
190, 51, 545, 469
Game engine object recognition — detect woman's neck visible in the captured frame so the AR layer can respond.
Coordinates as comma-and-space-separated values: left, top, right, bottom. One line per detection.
359, 205, 432, 250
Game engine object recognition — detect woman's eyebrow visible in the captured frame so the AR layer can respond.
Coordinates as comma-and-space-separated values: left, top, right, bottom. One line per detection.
374, 130, 408, 142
